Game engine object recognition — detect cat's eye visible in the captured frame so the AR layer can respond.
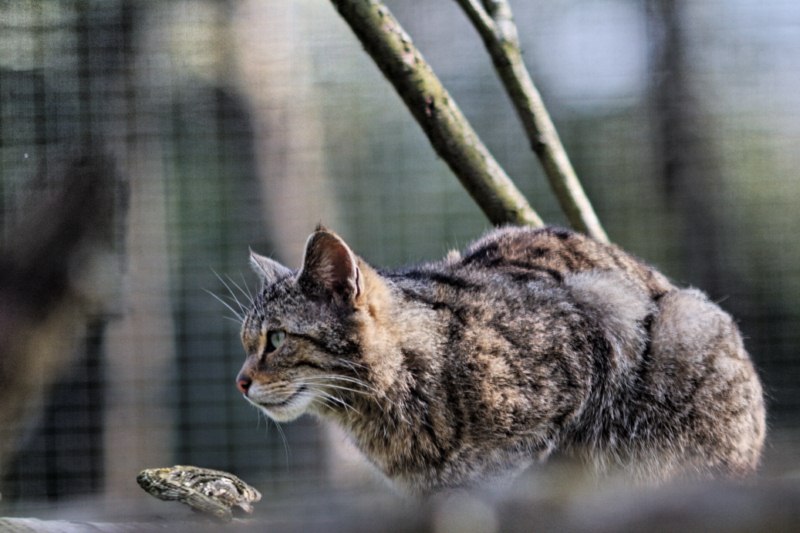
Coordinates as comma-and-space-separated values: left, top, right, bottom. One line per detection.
266, 330, 286, 353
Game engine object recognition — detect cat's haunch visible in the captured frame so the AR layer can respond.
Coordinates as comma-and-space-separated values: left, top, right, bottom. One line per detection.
237, 226, 765, 494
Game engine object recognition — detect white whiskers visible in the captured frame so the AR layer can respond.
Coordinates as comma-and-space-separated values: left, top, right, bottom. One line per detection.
206, 270, 257, 323
294, 373, 400, 415
251, 405, 290, 466
204, 288, 244, 322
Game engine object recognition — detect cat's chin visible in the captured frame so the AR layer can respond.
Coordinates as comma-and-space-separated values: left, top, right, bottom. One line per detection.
250, 388, 314, 422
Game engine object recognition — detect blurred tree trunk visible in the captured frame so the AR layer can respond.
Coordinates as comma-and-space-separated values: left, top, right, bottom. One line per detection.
234, 0, 342, 264
0, 0, 173, 502
0, 153, 124, 484
0, 6, 131, 500
647, 0, 727, 297
102, 0, 176, 500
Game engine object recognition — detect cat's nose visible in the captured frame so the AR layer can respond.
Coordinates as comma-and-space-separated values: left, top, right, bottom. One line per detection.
236, 374, 252, 395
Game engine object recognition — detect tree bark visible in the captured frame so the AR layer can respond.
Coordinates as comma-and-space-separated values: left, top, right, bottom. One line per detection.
455, 0, 608, 242
329, 0, 543, 227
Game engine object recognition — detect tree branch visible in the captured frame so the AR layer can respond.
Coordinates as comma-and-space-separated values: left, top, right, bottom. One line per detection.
329, 0, 543, 227
456, 0, 609, 242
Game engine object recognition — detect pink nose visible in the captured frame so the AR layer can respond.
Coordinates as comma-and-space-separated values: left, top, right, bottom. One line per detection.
236, 375, 251, 395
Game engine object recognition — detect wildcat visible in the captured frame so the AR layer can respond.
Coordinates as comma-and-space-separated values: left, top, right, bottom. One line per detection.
236, 225, 765, 494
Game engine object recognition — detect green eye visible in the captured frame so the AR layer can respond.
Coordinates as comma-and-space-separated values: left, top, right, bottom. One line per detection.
266, 330, 286, 353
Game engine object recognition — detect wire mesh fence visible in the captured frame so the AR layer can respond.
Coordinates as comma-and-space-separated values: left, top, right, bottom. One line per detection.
1, 0, 800, 524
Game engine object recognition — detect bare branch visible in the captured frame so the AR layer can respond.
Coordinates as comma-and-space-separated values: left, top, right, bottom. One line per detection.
329, 0, 543, 228
456, 0, 609, 242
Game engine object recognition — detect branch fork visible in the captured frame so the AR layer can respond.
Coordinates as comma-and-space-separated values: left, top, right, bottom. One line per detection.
330, 0, 607, 242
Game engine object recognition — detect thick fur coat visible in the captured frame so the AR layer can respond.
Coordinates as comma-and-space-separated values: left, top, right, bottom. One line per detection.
237, 226, 765, 494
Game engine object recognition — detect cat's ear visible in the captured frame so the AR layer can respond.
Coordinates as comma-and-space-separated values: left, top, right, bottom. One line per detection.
249, 249, 292, 286
297, 229, 362, 304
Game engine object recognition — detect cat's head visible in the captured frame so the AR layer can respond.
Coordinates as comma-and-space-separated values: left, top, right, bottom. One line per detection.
236, 226, 386, 422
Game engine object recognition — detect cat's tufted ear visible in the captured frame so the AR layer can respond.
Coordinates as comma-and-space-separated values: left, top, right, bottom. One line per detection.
297, 229, 362, 305
249, 249, 292, 286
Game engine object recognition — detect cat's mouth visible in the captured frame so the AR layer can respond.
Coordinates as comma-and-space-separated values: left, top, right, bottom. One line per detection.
252, 385, 312, 422
258, 385, 307, 408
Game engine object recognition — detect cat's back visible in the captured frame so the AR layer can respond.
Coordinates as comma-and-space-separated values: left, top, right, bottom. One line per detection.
417, 226, 764, 480
386, 226, 670, 326
452, 226, 672, 297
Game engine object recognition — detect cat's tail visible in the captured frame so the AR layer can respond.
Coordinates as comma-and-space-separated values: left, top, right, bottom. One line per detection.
563, 273, 766, 482
646, 288, 766, 479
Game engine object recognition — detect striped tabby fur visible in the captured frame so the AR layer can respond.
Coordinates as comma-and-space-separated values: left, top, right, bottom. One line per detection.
236, 226, 765, 494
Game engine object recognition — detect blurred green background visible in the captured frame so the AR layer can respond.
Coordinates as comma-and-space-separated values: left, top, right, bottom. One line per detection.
1, 0, 799, 520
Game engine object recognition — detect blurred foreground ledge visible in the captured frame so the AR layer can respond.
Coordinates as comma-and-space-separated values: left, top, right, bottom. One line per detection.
2, 475, 800, 532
